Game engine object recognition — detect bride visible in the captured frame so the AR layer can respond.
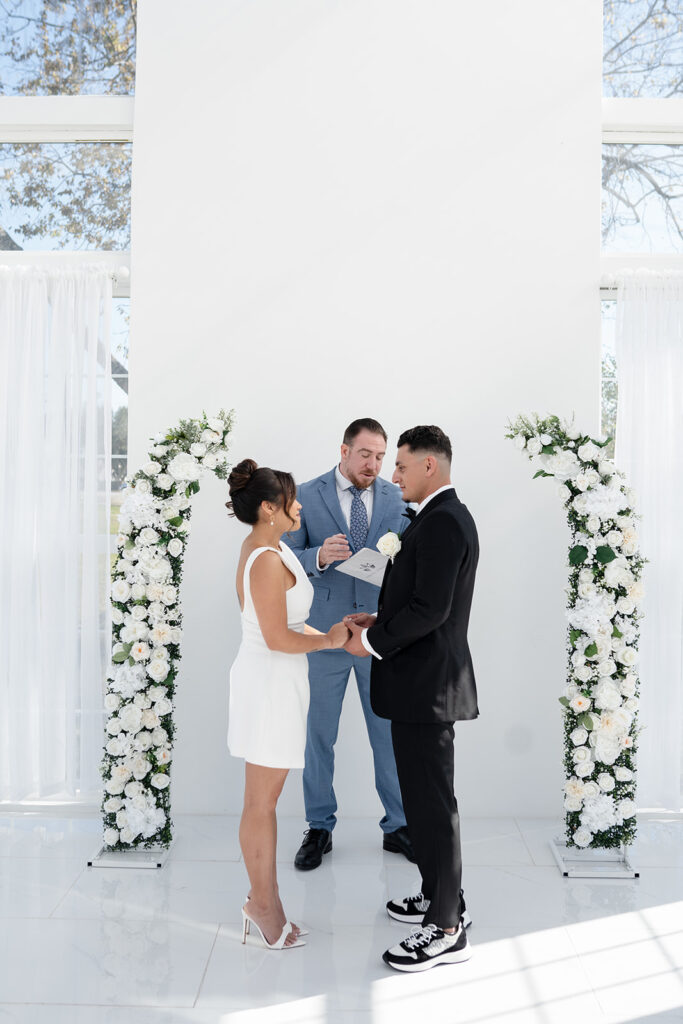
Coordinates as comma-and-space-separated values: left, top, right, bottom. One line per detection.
227, 459, 349, 949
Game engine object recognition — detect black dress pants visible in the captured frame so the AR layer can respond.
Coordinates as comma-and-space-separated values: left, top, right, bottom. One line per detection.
391, 720, 462, 929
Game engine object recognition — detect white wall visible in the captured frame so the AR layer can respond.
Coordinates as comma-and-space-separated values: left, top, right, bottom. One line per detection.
129, 0, 602, 820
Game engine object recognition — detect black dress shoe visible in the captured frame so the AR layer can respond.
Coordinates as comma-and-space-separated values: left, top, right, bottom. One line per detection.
382, 825, 417, 863
294, 828, 332, 870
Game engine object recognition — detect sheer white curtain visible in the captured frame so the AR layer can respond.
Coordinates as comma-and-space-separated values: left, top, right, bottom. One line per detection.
0, 265, 112, 801
614, 269, 683, 811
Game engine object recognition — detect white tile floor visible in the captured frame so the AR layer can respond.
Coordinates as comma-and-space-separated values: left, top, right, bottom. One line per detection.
0, 814, 682, 1023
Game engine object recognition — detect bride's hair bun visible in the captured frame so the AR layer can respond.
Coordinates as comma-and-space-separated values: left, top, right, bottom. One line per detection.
228, 458, 258, 495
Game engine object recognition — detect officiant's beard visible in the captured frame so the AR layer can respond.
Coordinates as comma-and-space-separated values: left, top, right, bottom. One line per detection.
346, 470, 376, 491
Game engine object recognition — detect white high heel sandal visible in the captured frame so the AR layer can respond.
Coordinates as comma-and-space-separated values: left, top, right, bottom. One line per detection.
244, 897, 309, 937
241, 908, 306, 949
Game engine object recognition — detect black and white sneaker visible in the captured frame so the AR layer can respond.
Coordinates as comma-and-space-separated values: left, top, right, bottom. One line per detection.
382, 922, 471, 972
386, 890, 472, 928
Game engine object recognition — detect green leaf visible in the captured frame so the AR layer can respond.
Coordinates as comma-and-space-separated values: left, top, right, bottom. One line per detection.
112, 651, 128, 663
581, 713, 594, 731
612, 624, 623, 638
185, 485, 192, 498
569, 545, 588, 566
596, 545, 617, 564
559, 696, 570, 707
569, 629, 582, 647
189, 480, 201, 494
167, 516, 183, 528
124, 539, 134, 550
541, 445, 556, 455
533, 470, 553, 479
584, 642, 598, 658
128, 657, 135, 667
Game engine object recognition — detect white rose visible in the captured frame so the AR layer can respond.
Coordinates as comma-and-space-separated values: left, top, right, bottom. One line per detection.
564, 797, 583, 812
573, 493, 589, 513
143, 461, 162, 477
615, 766, 633, 782
622, 736, 634, 748
162, 586, 177, 605
151, 443, 168, 456
147, 686, 166, 702
104, 797, 122, 813
540, 434, 552, 446
129, 583, 145, 601
514, 434, 527, 450
576, 762, 594, 778
104, 828, 120, 846
151, 773, 170, 790
119, 704, 143, 733
565, 683, 580, 699
201, 429, 221, 444
131, 642, 150, 662
617, 798, 636, 819
112, 579, 131, 603
155, 697, 172, 716
557, 484, 571, 501
526, 437, 542, 456
618, 646, 638, 667
190, 442, 207, 457
151, 646, 168, 662
624, 697, 639, 712
575, 665, 593, 683
139, 528, 160, 546
119, 827, 135, 844
607, 530, 623, 548
111, 608, 125, 628
578, 441, 599, 463
564, 777, 585, 799
106, 717, 123, 735
207, 417, 225, 433
133, 692, 152, 709
104, 779, 125, 795
628, 581, 644, 603
156, 473, 174, 490
119, 625, 136, 644
168, 453, 201, 482
572, 827, 593, 847
130, 605, 147, 623
598, 460, 613, 478
167, 538, 183, 557
597, 772, 615, 792
141, 709, 160, 729
152, 727, 168, 745
170, 627, 182, 644
377, 531, 402, 560
582, 781, 600, 799
135, 731, 153, 751
105, 738, 123, 756
115, 809, 128, 828
202, 452, 219, 470
619, 675, 637, 697
147, 660, 170, 683
104, 693, 121, 712
575, 473, 590, 491
156, 748, 172, 765
124, 781, 143, 798
131, 755, 151, 779
134, 478, 152, 495
572, 746, 591, 763
585, 469, 600, 486
597, 659, 616, 677
147, 602, 166, 621
570, 727, 588, 745
586, 515, 601, 534
570, 695, 592, 714
146, 583, 164, 602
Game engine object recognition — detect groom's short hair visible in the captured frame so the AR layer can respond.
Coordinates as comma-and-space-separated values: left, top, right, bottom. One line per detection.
397, 425, 452, 464
343, 418, 388, 446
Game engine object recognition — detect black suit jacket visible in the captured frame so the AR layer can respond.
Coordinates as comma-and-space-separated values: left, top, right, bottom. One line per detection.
368, 488, 479, 724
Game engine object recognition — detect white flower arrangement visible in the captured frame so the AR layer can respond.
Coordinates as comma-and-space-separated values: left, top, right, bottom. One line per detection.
101, 409, 233, 849
507, 414, 643, 851
377, 530, 402, 561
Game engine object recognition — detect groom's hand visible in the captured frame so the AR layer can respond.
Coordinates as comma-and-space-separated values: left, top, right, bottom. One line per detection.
343, 618, 370, 657
345, 613, 376, 628
319, 533, 352, 567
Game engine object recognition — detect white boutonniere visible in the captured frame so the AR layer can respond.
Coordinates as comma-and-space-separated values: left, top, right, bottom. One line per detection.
377, 530, 401, 562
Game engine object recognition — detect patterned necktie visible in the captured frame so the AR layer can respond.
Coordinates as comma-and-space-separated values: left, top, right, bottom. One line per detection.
349, 486, 369, 551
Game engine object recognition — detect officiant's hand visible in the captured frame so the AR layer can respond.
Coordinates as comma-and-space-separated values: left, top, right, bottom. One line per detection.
319, 533, 352, 567
344, 613, 376, 629
343, 618, 370, 657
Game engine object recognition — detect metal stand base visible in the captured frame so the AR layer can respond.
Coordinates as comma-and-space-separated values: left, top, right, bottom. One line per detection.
87, 843, 172, 869
549, 836, 639, 879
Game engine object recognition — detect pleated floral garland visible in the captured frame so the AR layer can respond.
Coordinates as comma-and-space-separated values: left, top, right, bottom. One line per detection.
506, 414, 643, 850
101, 411, 233, 849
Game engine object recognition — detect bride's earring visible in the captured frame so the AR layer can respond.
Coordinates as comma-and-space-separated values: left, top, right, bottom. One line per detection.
270, 520, 274, 526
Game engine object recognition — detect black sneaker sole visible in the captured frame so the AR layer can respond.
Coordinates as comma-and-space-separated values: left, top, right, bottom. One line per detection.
294, 839, 332, 871
382, 942, 472, 972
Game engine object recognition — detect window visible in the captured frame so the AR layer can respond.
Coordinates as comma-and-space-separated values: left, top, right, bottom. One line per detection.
604, 0, 683, 99
600, 299, 617, 459
602, 143, 683, 253
111, 297, 129, 534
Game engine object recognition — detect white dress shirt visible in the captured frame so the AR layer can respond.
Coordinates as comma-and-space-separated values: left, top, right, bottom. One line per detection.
360, 485, 455, 659
317, 466, 374, 572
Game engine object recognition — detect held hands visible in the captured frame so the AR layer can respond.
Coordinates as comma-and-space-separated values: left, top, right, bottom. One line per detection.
342, 616, 373, 657
319, 533, 352, 567
326, 621, 351, 649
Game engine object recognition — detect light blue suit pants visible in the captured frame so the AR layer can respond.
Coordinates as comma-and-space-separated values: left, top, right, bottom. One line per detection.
304, 650, 406, 834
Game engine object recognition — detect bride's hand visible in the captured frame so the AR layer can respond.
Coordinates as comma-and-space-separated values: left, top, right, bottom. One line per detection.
326, 621, 351, 649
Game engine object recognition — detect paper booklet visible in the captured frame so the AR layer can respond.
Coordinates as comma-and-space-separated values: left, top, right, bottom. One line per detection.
334, 547, 388, 588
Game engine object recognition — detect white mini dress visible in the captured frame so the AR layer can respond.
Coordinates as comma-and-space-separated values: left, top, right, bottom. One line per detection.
228, 544, 314, 769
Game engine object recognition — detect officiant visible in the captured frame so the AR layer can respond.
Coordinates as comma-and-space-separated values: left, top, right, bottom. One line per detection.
283, 418, 414, 868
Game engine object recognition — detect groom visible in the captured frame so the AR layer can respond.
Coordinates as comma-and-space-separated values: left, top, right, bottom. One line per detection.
345, 425, 479, 972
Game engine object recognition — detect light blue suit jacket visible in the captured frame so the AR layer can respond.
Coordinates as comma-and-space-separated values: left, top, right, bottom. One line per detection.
283, 468, 408, 633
